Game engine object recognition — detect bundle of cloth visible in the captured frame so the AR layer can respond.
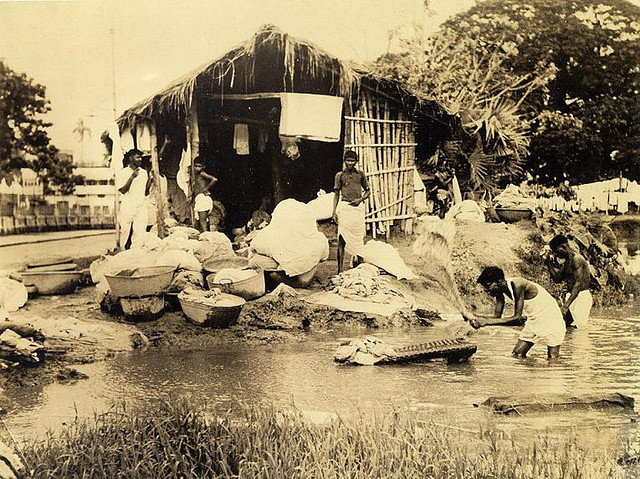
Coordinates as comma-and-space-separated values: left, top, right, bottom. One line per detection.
327, 263, 405, 304
90, 228, 236, 302
334, 336, 398, 365
494, 184, 537, 210
248, 199, 329, 276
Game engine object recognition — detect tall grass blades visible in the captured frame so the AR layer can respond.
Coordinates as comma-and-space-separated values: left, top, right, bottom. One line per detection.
25, 401, 638, 478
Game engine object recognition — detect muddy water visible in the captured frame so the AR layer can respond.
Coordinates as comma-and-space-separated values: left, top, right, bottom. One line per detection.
6, 302, 640, 451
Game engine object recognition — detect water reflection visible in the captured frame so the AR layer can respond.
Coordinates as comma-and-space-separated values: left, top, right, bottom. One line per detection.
5, 303, 640, 446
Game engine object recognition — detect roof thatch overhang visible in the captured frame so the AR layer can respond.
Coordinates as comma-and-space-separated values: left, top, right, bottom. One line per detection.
118, 24, 453, 132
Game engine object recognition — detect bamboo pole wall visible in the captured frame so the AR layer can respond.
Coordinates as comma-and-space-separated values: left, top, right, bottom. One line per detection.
344, 91, 417, 236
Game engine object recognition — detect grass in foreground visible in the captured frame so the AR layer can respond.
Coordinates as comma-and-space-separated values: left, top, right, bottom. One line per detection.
25, 401, 639, 478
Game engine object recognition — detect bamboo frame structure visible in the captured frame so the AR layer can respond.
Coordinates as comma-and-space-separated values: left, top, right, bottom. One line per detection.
149, 122, 166, 238
344, 91, 417, 237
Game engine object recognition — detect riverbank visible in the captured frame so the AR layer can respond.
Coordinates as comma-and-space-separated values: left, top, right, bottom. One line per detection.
24, 401, 639, 479
2, 214, 636, 398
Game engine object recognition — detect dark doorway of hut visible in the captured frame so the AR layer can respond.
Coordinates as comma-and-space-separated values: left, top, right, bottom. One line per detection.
199, 119, 344, 233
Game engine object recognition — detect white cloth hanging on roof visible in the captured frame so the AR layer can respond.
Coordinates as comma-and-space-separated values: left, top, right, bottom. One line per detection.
257, 128, 269, 153
279, 93, 343, 142
136, 122, 152, 152
233, 124, 250, 155
177, 143, 191, 197
108, 122, 124, 172
119, 127, 135, 153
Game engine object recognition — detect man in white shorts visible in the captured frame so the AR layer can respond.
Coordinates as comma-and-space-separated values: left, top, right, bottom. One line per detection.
466, 266, 566, 360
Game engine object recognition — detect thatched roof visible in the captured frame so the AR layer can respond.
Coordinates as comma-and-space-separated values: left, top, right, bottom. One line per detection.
119, 25, 365, 128
118, 24, 446, 130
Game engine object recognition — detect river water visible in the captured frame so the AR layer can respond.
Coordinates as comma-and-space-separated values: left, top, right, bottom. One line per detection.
6, 301, 640, 453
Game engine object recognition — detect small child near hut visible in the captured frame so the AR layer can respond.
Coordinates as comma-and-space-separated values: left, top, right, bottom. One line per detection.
192, 156, 226, 232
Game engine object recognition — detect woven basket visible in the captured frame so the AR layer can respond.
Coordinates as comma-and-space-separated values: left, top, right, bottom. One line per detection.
178, 293, 245, 328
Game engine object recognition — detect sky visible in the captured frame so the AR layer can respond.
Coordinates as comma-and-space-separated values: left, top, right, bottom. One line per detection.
0, 0, 474, 158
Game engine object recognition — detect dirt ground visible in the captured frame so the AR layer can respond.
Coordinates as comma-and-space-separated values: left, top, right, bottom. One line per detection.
0, 218, 538, 396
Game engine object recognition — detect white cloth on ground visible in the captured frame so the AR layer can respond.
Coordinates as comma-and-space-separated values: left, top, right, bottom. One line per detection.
336, 201, 366, 258
444, 199, 484, 222
279, 93, 343, 142
250, 199, 329, 276
360, 240, 417, 280
566, 290, 592, 329
504, 278, 566, 347
194, 193, 214, 213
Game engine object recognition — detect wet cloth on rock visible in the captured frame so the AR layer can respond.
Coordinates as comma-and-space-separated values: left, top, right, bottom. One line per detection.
334, 336, 397, 365
336, 202, 365, 258
566, 290, 592, 329
504, 278, 566, 347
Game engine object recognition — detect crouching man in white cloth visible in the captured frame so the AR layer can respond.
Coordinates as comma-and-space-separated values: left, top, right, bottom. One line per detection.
545, 234, 592, 328
331, 150, 370, 274
465, 266, 566, 360
116, 148, 149, 250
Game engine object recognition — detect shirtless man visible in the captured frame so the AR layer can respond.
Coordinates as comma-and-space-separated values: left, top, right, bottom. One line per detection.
545, 234, 592, 328
192, 156, 226, 232
466, 266, 566, 359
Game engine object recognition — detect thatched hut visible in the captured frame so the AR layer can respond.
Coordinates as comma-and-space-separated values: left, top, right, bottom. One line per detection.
117, 24, 453, 237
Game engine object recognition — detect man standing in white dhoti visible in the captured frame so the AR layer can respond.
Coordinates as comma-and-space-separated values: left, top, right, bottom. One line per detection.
331, 150, 370, 273
116, 149, 149, 250
545, 234, 593, 328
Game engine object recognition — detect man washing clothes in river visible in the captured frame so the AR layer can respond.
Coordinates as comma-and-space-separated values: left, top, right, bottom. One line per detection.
465, 266, 566, 359
332, 150, 370, 274
544, 234, 592, 328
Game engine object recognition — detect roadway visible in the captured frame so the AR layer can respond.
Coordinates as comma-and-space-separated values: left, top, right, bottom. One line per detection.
0, 229, 116, 273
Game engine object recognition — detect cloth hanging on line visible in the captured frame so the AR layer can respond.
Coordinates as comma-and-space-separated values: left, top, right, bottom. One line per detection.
280, 136, 300, 160
136, 122, 152, 152
176, 143, 191, 198
257, 128, 269, 153
108, 122, 125, 172
234, 124, 250, 155
279, 93, 343, 142
119, 127, 135, 153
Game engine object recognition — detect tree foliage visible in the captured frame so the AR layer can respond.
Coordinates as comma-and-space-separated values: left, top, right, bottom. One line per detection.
442, 0, 640, 184
0, 61, 82, 194
373, 24, 555, 191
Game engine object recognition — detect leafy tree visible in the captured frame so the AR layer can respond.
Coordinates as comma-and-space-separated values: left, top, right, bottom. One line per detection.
0, 61, 83, 194
373, 24, 555, 191
441, 0, 640, 184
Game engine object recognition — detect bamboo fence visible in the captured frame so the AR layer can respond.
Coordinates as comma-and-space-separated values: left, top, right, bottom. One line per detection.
344, 91, 416, 238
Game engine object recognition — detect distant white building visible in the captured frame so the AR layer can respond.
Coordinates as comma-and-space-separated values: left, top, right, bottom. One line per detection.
0, 168, 43, 197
